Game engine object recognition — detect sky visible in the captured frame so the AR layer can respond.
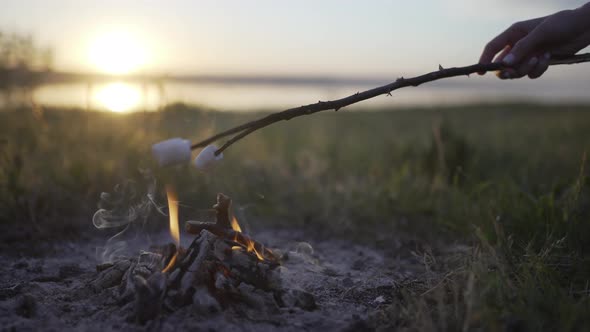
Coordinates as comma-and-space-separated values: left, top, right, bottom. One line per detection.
1, 0, 588, 77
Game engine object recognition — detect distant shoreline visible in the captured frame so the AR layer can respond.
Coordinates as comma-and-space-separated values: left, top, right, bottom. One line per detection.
0, 68, 395, 88
2, 68, 589, 113
3, 101, 590, 115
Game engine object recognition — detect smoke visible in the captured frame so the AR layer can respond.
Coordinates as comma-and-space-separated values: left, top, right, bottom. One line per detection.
93, 169, 165, 263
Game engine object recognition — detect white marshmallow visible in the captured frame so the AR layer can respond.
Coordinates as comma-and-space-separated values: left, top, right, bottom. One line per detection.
152, 138, 192, 167
194, 145, 223, 171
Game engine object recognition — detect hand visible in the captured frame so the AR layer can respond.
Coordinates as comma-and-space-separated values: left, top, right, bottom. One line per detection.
479, 4, 590, 79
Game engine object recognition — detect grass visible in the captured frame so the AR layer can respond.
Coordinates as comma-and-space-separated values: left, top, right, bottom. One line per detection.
1, 102, 590, 330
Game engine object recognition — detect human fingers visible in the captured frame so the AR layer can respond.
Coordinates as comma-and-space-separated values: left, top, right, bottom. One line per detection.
501, 28, 544, 67
528, 52, 550, 79
498, 56, 538, 79
551, 30, 590, 56
478, 27, 523, 74
493, 46, 511, 63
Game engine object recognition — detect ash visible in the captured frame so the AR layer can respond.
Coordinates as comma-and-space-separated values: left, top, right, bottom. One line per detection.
0, 228, 423, 331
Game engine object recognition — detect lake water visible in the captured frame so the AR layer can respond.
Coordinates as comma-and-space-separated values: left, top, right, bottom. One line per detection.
29, 71, 590, 113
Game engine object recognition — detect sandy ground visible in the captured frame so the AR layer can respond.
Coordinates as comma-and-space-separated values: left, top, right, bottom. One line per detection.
0, 228, 424, 331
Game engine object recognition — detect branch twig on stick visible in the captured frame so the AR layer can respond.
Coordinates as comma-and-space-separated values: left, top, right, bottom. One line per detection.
188, 53, 590, 155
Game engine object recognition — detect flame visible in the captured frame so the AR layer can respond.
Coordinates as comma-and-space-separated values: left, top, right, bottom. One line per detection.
166, 185, 180, 247
246, 240, 265, 261
162, 253, 177, 273
163, 185, 180, 273
230, 215, 242, 233
230, 215, 264, 260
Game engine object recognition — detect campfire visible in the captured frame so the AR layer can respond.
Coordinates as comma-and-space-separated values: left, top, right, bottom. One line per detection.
90, 191, 315, 324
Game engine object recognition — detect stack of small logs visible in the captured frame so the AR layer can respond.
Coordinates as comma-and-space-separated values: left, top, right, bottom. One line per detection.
90, 193, 315, 324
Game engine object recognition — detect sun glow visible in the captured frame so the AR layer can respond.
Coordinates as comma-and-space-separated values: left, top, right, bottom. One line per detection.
94, 82, 141, 113
88, 30, 149, 75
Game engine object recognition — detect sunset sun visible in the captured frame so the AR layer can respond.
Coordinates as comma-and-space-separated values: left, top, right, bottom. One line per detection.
88, 30, 149, 75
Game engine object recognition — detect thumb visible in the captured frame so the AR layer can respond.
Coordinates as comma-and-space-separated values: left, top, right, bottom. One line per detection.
502, 30, 542, 66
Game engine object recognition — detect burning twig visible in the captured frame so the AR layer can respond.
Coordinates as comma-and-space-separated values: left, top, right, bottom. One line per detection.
187, 53, 590, 155
185, 220, 275, 261
213, 193, 232, 229
185, 193, 276, 261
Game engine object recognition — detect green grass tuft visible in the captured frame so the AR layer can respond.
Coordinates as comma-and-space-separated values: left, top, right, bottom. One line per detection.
2, 103, 590, 329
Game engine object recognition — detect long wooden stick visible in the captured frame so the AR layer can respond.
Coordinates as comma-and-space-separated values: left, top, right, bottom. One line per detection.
188, 53, 590, 155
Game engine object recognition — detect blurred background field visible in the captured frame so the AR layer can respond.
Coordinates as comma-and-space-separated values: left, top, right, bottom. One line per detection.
3, 103, 590, 329
2, 103, 590, 246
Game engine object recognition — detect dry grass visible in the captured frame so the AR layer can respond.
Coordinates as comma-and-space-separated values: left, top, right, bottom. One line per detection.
2, 103, 590, 329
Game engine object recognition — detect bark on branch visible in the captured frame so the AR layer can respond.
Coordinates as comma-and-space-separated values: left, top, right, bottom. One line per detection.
188, 53, 590, 155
